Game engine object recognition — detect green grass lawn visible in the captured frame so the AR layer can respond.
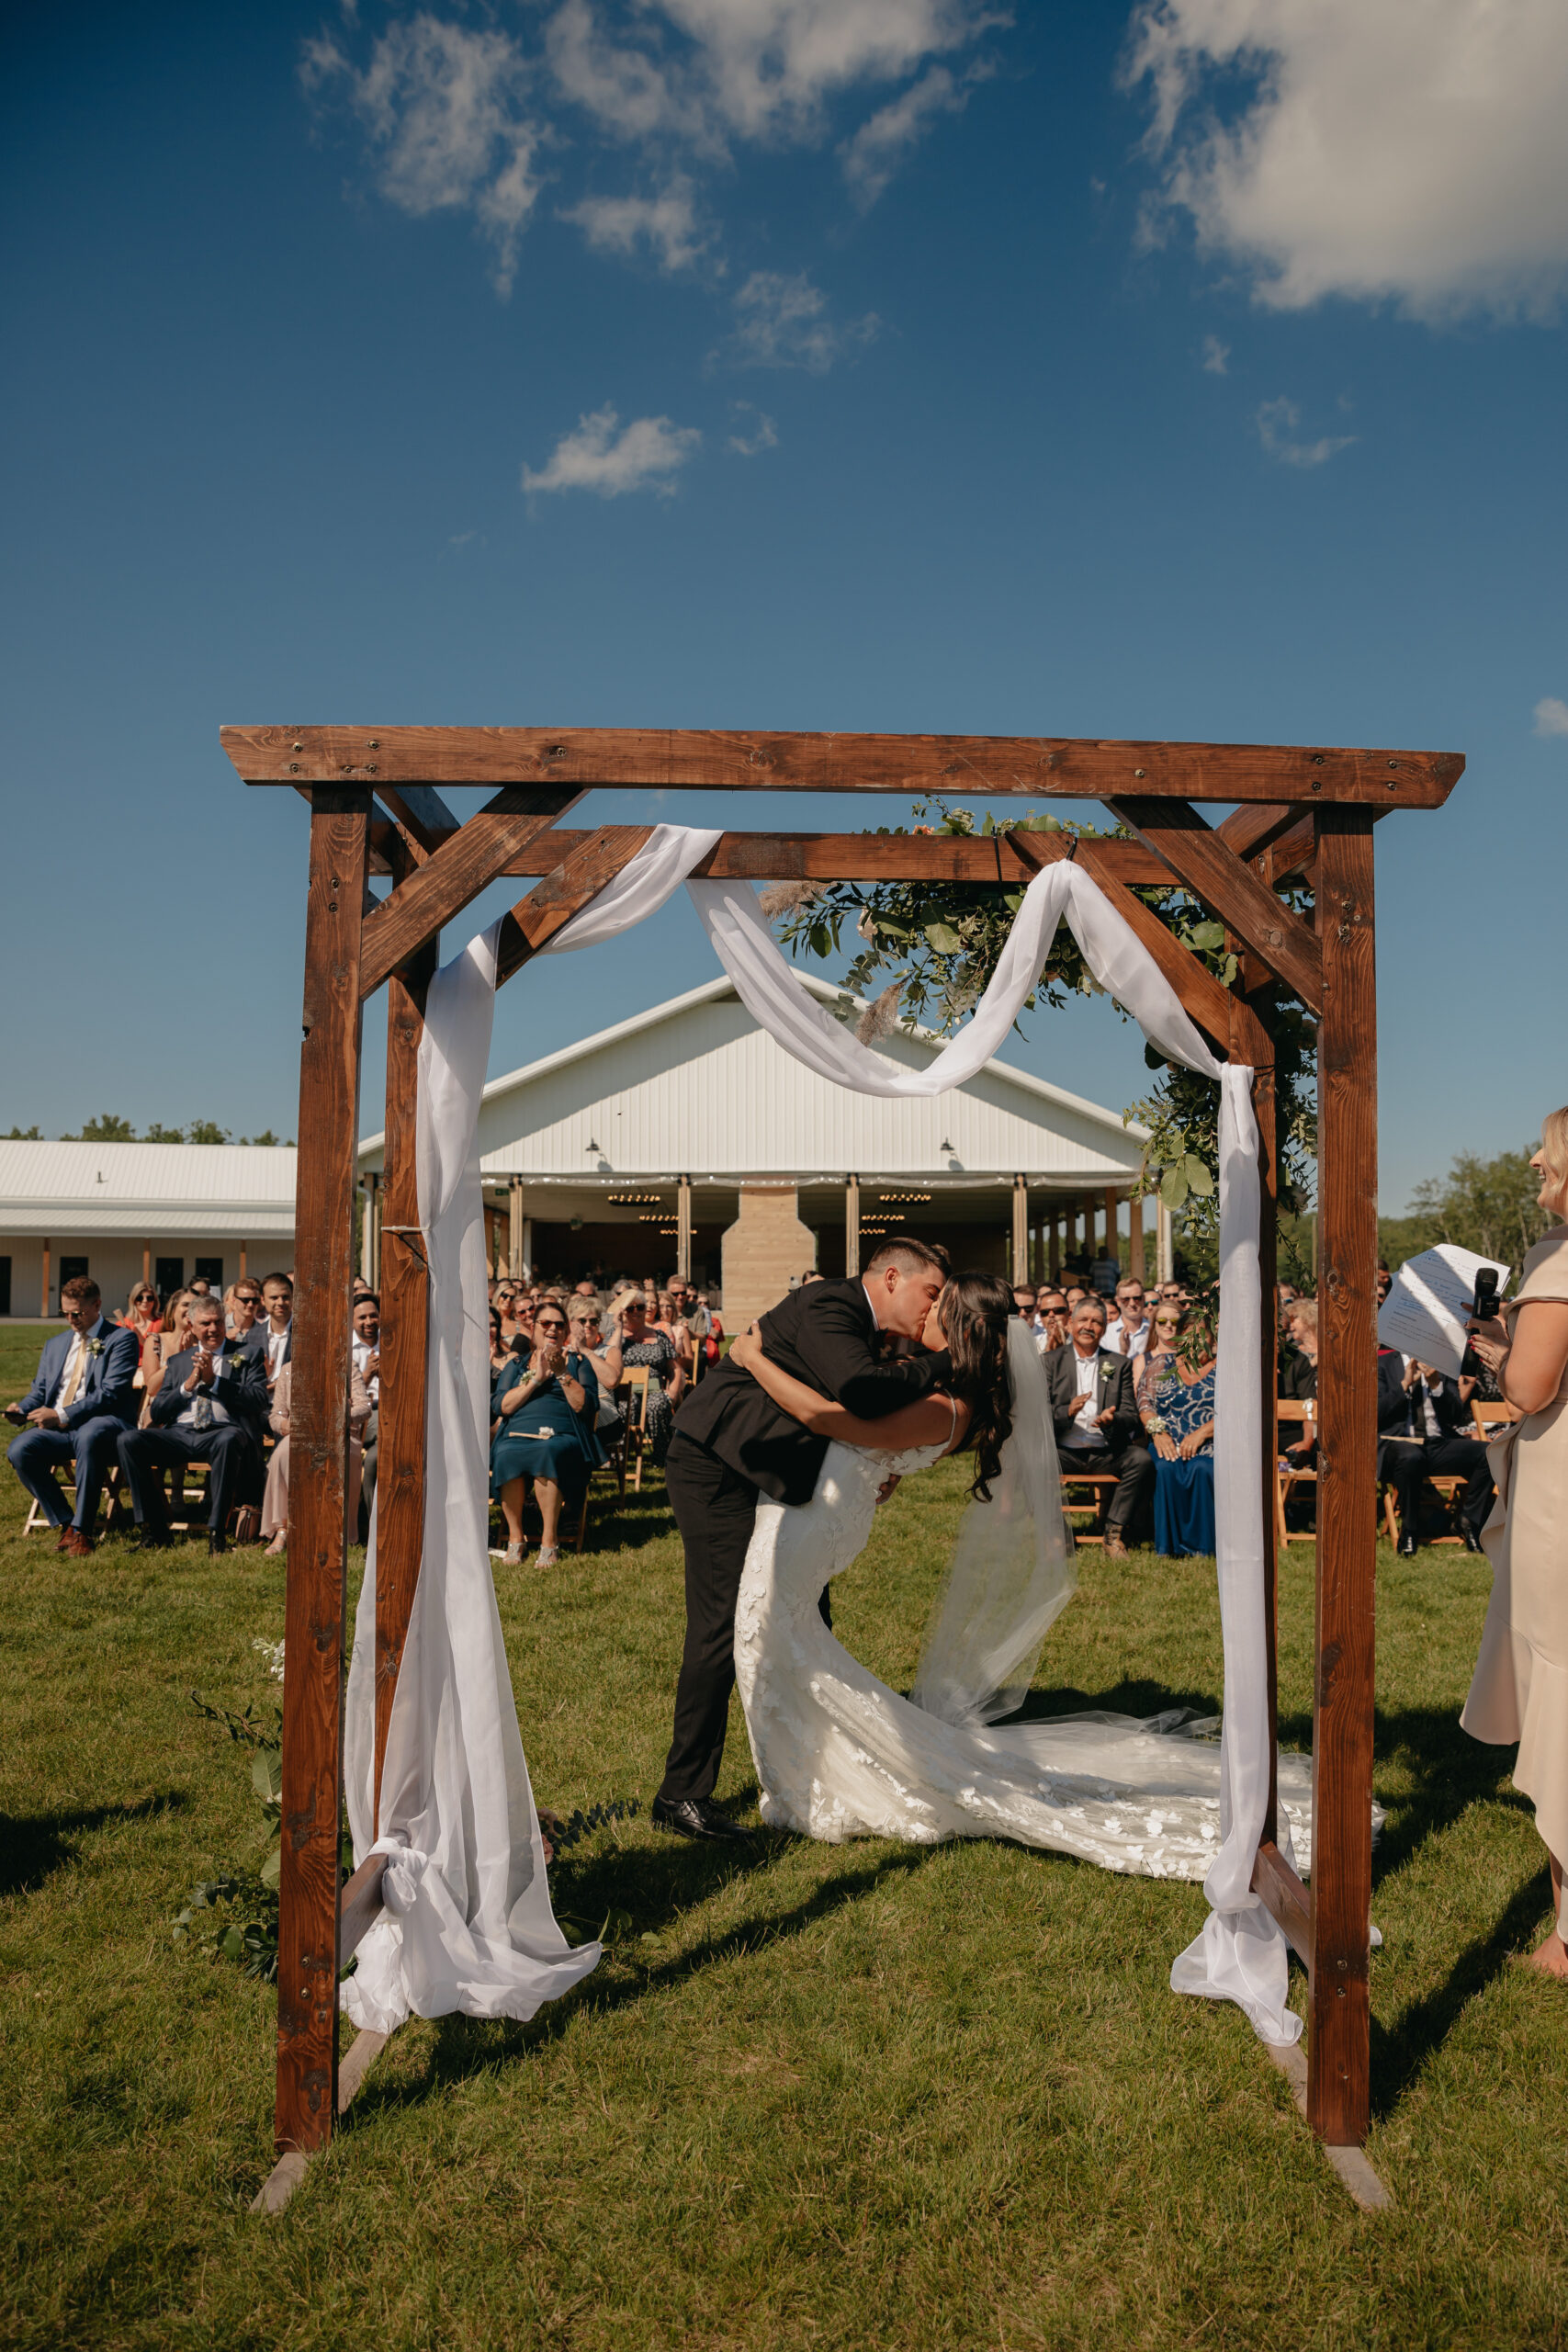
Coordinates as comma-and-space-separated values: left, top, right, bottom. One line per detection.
3, 1318, 1567, 2348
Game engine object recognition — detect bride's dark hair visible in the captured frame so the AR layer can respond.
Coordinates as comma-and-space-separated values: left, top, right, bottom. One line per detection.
938, 1272, 1016, 1502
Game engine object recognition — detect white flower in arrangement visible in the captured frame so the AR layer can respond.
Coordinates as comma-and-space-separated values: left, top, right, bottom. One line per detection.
253, 1637, 285, 1683
87, 1338, 104, 1357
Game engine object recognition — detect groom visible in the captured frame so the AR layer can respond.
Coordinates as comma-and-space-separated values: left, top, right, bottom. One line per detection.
653, 1238, 953, 1842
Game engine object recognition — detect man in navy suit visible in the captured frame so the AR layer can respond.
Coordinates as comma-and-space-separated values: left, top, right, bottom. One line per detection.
5, 1276, 141, 1555
116, 1293, 270, 1554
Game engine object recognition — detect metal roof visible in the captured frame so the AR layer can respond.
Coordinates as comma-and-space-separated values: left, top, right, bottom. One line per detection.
0, 1141, 298, 1237
360, 974, 1149, 1184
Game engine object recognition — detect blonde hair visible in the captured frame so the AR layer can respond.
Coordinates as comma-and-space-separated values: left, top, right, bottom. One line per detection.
1539, 1107, 1568, 1216
609, 1285, 647, 1322
1289, 1297, 1318, 1335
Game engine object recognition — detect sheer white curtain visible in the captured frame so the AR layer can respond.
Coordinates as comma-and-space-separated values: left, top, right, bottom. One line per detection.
342, 824, 1300, 2046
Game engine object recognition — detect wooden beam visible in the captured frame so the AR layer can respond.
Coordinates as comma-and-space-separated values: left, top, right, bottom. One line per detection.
480, 827, 1175, 888
1215, 803, 1303, 863
375, 938, 436, 1821
374, 781, 461, 852
1010, 831, 1240, 1057
358, 789, 585, 1000
1258, 815, 1318, 888
1308, 808, 1378, 2148
338, 1851, 389, 1969
221, 724, 1465, 809
275, 788, 370, 2158
492, 824, 656, 988
1252, 1839, 1313, 1966
1109, 798, 1324, 1014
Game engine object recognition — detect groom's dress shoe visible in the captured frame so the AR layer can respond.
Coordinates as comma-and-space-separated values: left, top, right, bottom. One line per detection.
651, 1796, 752, 1843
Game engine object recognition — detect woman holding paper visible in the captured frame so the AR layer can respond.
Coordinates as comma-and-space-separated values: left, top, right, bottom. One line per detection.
1461, 1109, 1568, 1979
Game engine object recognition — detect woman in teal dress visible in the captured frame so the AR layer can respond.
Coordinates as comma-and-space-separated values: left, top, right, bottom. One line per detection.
1140, 1307, 1218, 1558
491, 1301, 604, 1567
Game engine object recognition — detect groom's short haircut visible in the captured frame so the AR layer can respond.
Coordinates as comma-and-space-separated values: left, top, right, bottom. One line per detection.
863, 1237, 950, 1279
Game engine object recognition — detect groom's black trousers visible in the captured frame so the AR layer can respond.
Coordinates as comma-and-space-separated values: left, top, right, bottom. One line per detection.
658, 1431, 829, 1807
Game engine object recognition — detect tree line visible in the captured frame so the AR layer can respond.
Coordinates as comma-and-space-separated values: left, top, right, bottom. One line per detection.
5, 1115, 293, 1146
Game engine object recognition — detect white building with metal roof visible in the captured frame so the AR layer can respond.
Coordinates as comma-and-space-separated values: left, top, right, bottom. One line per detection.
0, 1141, 297, 1317
360, 974, 1161, 1326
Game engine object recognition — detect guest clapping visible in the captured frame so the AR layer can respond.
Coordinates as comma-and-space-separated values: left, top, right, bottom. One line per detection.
1043, 1295, 1153, 1559
1138, 1306, 1217, 1559
116, 1294, 268, 1555
491, 1303, 603, 1568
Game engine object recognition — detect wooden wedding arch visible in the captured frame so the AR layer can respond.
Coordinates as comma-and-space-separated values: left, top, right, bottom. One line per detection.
221, 723, 1462, 2170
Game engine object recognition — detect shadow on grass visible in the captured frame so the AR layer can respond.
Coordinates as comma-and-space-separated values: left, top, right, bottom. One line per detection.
0, 1790, 189, 1896
1370, 1704, 1531, 1884
1370, 1860, 1551, 2120
349, 1837, 934, 2121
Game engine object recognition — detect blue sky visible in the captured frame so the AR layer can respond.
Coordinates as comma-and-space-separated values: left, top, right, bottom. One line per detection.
3, 0, 1565, 1207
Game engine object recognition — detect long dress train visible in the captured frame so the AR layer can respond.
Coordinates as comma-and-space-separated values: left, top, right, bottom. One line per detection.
734, 1434, 1315, 1880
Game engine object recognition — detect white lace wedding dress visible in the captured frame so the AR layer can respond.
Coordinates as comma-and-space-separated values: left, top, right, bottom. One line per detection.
734, 1430, 1316, 1881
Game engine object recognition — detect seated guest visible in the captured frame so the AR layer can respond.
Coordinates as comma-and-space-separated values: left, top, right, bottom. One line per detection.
122, 1282, 162, 1340
1134, 1297, 1185, 1411
352, 1292, 381, 1516
1279, 1297, 1319, 1400
1033, 1286, 1070, 1353
1104, 1278, 1151, 1360
116, 1294, 269, 1554
489, 1306, 511, 1375
253, 1273, 293, 1386
1043, 1295, 1154, 1559
226, 1280, 264, 1347
1140, 1308, 1218, 1558
1012, 1283, 1038, 1322
610, 1285, 684, 1463
491, 1302, 603, 1567
1378, 1351, 1493, 1556
262, 1358, 372, 1557
142, 1288, 193, 1403
6, 1277, 141, 1555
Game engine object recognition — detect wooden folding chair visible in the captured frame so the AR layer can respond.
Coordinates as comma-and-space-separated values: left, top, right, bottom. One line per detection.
22, 1462, 128, 1537
614, 1366, 655, 1494
1060, 1465, 1119, 1545
1275, 1399, 1318, 1547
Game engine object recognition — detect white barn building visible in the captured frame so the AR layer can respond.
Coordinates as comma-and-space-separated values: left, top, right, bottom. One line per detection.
360, 976, 1164, 1328
0, 1141, 298, 1318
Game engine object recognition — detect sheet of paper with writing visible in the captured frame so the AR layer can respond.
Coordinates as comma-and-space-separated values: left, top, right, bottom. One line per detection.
1377, 1243, 1510, 1378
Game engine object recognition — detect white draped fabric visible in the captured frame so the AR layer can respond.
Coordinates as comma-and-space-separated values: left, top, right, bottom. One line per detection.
339, 820, 1301, 2047
342, 925, 603, 2035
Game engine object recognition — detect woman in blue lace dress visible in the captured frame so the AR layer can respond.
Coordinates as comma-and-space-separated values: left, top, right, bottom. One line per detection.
491, 1302, 603, 1567
1139, 1306, 1217, 1558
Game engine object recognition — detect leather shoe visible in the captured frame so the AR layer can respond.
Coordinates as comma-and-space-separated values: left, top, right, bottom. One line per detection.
135, 1527, 175, 1552
1397, 1532, 1418, 1557
1103, 1534, 1131, 1560
1461, 1524, 1484, 1555
61, 1528, 93, 1558
651, 1795, 752, 1842
209, 1531, 228, 1557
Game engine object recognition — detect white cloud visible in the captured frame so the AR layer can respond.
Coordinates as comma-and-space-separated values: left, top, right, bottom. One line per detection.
727, 402, 779, 454
302, 15, 543, 294
729, 270, 879, 369
1200, 333, 1229, 374
1535, 696, 1568, 739
1255, 396, 1355, 468
545, 0, 710, 146
561, 177, 708, 269
1123, 0, 1568, 322
654, 0, 1005, 143
521, 406, 703, 496
840, 59, 988, 206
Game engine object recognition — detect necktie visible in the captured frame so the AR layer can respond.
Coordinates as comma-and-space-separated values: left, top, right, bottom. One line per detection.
58, 1337, 85, 1410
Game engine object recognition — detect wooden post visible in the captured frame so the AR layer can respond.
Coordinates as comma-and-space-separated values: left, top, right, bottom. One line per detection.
40, 1241, 49, 1318
1308, 808, 1377, 2145
275, 788, 370, 2157
508, 1177, 524, 1278
1128, 1203, 1145, 1283
1103, 1185, 1119, 1273
1011, 1177, 1028, 1283
677, 1177, 693, 1283
1048, 1209, 1061, 1278
239, 1241, 248, 1281
376, 940, 437, 1822
845, 1175, 860, 1279
521, 1216, 532, 1280
142, 1242, 152, 1289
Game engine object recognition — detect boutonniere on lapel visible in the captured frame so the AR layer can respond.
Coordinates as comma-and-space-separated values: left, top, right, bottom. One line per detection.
87, 1338, 104, 1359
1100, 1359, 1114, 1380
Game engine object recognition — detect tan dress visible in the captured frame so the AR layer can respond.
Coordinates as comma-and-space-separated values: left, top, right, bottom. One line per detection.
262, 1362, 371, 1539
1461, 1227, 1568, 1871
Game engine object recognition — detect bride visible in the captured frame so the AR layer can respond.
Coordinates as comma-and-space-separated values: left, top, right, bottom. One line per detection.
729, 1272, 1314, 1878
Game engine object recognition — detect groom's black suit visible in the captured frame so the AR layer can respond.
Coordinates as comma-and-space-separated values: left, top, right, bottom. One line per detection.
658, 1279, 953, 1806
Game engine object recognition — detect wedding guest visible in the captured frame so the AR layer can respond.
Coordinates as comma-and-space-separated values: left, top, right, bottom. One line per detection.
1461, 1109, 1568, 1976
1134, 1298, 1186, 1414
262, 1357, 372, 1556
491, 1302, 603, 1567
254, 1273, 293, 1385
1012, 1283, 1038, 1322
116, 1294, 269, 1555
226, 1280, 264, 1347
1279, 1298, 1319, 1400
611, 1286, 683, 1464
122, 1282, 162, 1339
353, 1293, 381, 1516
5, 1277, 141, 1555
142, 1288, 194, 1404
1104, 1278, 1152, 1360
1376, 1262, 1394, 1306
1377, 1351, 1492, 1555
1033, 1287, 1070, 1353
1141, 1308, 1218, 1559
1043, 1295, 1153, 1559
489, 1306, 511, 1375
